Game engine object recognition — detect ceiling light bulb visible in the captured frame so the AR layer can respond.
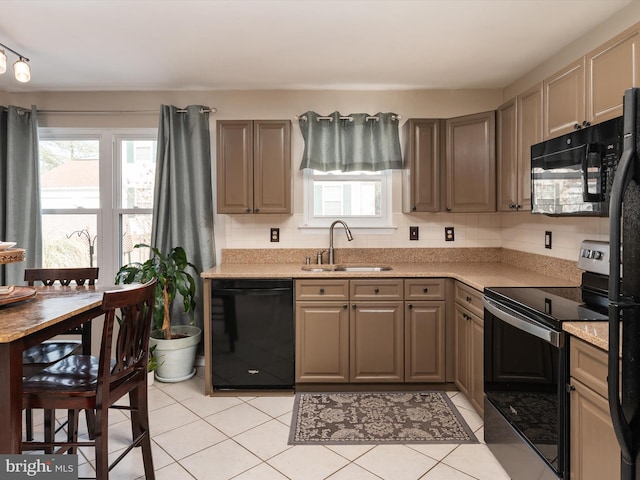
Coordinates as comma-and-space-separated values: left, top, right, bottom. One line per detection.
0, 50, 6, 75
14, 58, 30, 82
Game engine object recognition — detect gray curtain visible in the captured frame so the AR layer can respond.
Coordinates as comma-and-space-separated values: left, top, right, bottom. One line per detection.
0, 106, 41, 285
299, 111, 402, 172
151, 105, 215, 330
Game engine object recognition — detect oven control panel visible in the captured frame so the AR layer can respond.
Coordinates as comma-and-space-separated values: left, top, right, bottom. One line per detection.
577, 240, 609, 276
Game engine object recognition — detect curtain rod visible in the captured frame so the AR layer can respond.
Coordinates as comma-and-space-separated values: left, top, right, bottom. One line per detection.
296, 114, 401, 122
36, 107, 217, 115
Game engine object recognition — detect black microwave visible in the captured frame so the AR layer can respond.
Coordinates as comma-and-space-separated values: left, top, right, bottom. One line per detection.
531, 116, 623, 216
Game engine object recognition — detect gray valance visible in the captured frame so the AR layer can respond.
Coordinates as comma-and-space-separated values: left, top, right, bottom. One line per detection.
298, 111, 402, 172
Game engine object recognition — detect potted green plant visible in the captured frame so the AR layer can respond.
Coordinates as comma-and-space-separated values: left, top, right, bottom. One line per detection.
116, 243, 201, 382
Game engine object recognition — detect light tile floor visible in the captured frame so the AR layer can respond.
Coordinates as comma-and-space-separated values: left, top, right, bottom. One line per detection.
29, 368, 511, 480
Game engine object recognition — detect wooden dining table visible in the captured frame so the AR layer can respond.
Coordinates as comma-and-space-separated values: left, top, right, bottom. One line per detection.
0, 284, 124, 453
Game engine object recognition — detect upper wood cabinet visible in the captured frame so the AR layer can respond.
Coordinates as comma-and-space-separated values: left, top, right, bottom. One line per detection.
216, 120, 291, 214
497, 84, 542, 212
497, 98, 518, 212
402, 119, 443, 213
445, 111, 496, 213
543, 23, 640, 139
543, 58, 586, 139
587, 25, 640, 125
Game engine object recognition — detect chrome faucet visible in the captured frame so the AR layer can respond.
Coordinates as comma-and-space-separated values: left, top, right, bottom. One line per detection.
328, 220, 354, 264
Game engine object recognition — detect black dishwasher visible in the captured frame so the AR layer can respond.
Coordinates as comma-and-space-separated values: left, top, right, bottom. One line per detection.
210, 279, 294, 390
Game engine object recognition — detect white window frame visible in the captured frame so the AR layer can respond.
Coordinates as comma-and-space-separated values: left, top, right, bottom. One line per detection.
38, 128, 157, 284
300, 169, 396, 233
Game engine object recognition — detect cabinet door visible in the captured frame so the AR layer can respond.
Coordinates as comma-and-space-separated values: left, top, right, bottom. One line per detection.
216, 120, 253, 213
402, 119, 442, 212
517, 83, 542, 211
295, 301, 349, 383
497, 98, 518, 212
253, 120, 292, 214
470, 312, 484, 415
350, 301, 404, 382
445, 111, 496, 212
405, 301, 445, 382
454, 304, 470, 397
570, 378, 620, 480
544, 59, 586, 139
587, 26, 640, 125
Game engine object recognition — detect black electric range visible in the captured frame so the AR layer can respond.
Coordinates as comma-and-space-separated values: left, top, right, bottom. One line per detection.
484, 284, 609, 331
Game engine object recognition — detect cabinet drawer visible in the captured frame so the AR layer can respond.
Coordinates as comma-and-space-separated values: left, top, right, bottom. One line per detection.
350, 279, 404, 301
405, 279, 445, 300
295, 279, 349, 301
455, 281, 484, 318
570, 337, 613, 399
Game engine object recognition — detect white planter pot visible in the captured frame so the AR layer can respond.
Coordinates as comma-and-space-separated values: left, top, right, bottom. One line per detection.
150, 325, 202, 383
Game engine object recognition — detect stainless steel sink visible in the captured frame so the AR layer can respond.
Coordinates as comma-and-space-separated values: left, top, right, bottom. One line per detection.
334, 265, 392, 272
301, 264, 392, 272
301, 265, 336, 272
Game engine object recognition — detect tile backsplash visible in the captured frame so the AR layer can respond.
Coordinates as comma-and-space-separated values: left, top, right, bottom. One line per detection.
217, 211, 609, 263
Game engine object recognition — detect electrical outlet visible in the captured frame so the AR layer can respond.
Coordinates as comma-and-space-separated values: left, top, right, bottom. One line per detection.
270, 228, 280, 242
409, 226, 419, 240
545, 231, 552, 249
445, 227, 455, 242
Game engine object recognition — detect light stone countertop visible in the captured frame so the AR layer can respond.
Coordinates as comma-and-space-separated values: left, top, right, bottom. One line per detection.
201, 261, 577, 292
563, 322, 611, 352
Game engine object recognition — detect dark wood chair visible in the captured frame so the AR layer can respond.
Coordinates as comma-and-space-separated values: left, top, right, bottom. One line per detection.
22, 279, 157, 479
22, 267, 100, 444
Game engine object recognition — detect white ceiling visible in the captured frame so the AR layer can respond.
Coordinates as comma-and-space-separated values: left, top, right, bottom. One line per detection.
0, 0, 632, 93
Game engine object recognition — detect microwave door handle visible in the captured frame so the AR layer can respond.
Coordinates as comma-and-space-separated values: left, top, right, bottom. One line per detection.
583, 143, 604, 202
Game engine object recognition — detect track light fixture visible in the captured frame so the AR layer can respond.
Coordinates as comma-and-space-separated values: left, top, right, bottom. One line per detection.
0, 42, 31, 83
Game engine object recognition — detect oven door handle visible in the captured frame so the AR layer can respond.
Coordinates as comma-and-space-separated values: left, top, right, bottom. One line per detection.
483, 297, 564, 348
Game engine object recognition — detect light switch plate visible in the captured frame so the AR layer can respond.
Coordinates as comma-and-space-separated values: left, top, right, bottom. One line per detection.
270, 228, 280, 242
410, 226, 419, 240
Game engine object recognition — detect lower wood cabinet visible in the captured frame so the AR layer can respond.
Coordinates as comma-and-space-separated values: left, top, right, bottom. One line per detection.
405, 301, 446, 382
569, 338, 620, 480
350, 301, 404, 382
295, 301, 349, 382
454, 282, 484, 415
295, 278, 446, 384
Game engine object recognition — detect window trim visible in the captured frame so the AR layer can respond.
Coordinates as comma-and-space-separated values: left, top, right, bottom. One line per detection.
38, 128, 157, 283
300, 169, 396, 233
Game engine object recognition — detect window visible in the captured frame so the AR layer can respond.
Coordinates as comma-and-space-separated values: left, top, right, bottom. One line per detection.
302, 169, 393, 230
38, 129, 157, 283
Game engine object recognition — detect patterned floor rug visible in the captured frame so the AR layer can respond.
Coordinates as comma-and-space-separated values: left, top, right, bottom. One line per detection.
288, 392, 478, 445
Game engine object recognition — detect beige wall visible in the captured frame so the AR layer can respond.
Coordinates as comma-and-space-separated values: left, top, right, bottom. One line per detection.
8, 0, 639, 267
504, 0, 640, 100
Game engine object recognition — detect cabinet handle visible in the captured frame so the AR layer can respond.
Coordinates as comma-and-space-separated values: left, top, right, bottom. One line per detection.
319, 288, 325, 294
343, 304, 348, 309
574, 123, 581, 130
566, 384, 576, 393
255, 208, 260, 213
508, 203, 515, 209
582, 120, 591, 128
374, 288, 380, 294
412, 206, 417, 211
515, 204, 522, 210
466, 296, 472, 303
423, 287, 429, 293
245, 208, 251, 213
446, 207, 452, 212
408, 303, 413, 309
352, 304, 357, 310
